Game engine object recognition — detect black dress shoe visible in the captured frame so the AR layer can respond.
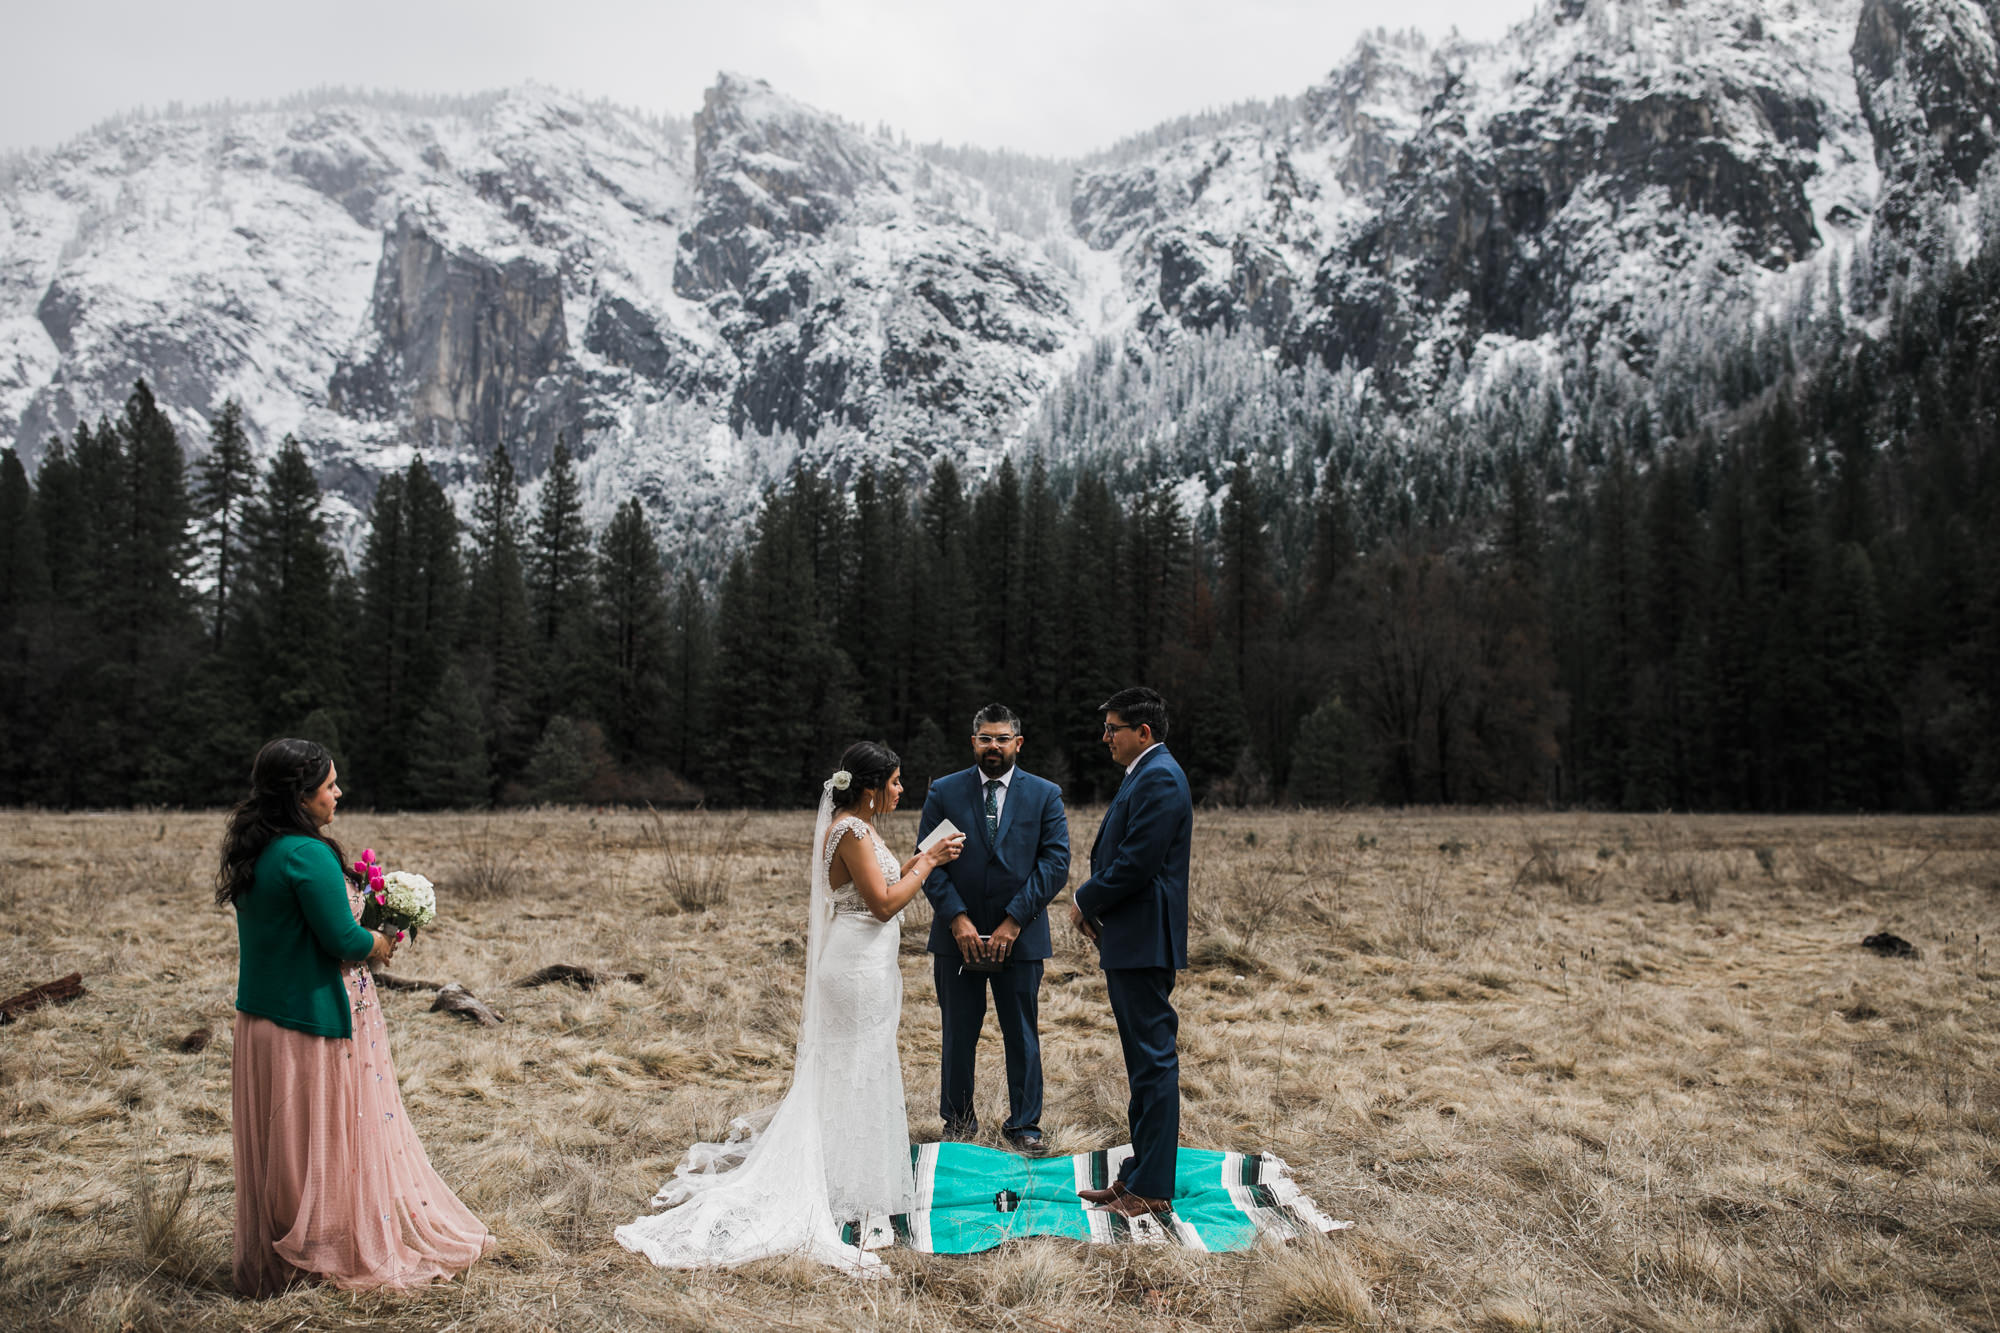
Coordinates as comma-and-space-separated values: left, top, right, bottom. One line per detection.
943, 1119, 978, 1141
1003, 1129, 1046, 1156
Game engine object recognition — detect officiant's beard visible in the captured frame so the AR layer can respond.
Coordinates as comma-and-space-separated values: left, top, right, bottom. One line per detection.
977, 750, 1015, 778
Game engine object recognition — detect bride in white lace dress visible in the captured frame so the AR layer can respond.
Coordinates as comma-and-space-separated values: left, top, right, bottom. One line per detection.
616, 741, 963, 1276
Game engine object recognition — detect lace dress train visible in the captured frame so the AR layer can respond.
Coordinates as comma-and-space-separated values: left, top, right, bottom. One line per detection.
616, 810, 916, 1275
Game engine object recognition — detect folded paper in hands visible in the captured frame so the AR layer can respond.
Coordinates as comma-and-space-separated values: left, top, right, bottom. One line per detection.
919, 819, 963, 854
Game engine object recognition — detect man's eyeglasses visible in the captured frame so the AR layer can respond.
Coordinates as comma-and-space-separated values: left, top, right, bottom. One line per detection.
1101, 722, 1144, 738
972, 734, 1018, 748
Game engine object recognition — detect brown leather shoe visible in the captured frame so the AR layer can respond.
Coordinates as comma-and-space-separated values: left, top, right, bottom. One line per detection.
1102, 1190, 1174, 1219
1076, 1180, 1129, 1206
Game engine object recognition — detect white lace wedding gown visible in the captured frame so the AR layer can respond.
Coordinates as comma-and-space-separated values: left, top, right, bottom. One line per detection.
615, 790, 916, 1276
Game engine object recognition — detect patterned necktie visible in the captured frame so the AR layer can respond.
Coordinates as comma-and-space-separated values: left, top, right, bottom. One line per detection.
984, 779, 1000, 840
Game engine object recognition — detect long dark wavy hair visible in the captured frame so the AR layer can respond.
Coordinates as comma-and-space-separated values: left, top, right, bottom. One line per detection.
830, 740, 900, 812
215, 738, 351, 907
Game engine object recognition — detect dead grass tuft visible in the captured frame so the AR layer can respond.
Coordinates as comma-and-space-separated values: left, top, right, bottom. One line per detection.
1644, 820, 1721, 913
1253, 1237, 1377, 1329
449, 818, 527, 900
644, 807, 748, 912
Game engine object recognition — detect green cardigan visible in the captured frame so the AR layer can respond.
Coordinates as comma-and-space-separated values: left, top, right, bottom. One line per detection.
234, 834, 377, 1039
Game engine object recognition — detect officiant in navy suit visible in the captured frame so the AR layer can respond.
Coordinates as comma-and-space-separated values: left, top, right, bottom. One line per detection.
918, 704, 1071, 1155
1068, 686, 1192, 1219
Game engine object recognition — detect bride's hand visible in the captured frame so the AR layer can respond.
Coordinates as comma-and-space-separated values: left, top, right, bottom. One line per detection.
922, 834, 965, 871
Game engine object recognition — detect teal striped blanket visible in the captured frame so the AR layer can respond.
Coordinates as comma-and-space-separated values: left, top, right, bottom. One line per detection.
843, 1144, 1348, 1254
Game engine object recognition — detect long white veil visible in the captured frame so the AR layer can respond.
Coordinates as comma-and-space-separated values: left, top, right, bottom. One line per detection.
614, 781, 887, 1275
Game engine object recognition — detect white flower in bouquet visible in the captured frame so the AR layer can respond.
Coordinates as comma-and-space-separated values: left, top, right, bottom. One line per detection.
380, 870, 438, 932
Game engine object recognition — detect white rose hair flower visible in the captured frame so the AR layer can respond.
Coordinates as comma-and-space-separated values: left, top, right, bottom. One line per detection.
831, 770, 852, 791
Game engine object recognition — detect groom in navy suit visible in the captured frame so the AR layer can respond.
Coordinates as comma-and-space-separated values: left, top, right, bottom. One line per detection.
918, 704, 1071, 1154
1069, 686, 1192, 1218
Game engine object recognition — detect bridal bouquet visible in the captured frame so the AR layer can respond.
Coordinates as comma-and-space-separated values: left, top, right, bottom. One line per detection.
352, 848, 438, 940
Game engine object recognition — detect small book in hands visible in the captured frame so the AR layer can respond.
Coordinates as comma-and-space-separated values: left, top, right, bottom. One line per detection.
962, 938, 1005, 974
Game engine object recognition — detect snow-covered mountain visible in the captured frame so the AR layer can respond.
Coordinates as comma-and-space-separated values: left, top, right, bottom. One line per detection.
1, 0, 1993, 542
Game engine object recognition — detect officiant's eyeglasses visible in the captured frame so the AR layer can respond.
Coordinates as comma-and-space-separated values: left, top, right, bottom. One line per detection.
972, 734, 1018, 747
1101, 722, 1144, 737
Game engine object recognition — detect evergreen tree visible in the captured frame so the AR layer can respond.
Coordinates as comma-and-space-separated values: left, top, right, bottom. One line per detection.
237, 437, 345, 738
597, 497, 671, 766
971, 456, 1027, 690
1053, 474, 1128, 799
849, 464, 914, 743
0, 448, 48, 644
406, 664, 492, 808
357, 456, 465, 805
1290, 695, 1374, 805
464, 444, 533, 789
1215, 453, 1285, 785
1215, 453, 1277, 691
525, 439, 597, 728
113, 380, 193, 663
1015, 454, 1067, 778
912, 459, 977, 741
1819, 542, 1897, 808
1127, 483, 1192, 683
195, 399, 256, 648
33, 430, 92, 607
523, 714, 598, 804
707, 486, 857, 804
1631, 448, 1704, 807
662, 568, 714, 782
112, 382, 196, 799
1583, 445, 1643, 806
1747, 397, 1826, 807
30, 425, 119, 802
0, 449, 49, 798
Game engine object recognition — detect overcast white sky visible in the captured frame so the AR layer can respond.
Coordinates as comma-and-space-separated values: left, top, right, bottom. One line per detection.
2, 0, 1544, 158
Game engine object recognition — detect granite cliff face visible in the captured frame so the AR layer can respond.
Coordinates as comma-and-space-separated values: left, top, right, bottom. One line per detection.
672, 74, 1078, 449
329, 213, 573, 467
0, 0, 1982, 539
1069, 0, 1880, 401
1852, 0, 2000, 238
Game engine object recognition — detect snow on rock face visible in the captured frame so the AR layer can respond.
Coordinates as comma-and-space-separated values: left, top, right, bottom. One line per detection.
680, 73, 1078, 449
1067, 2, 1881, 404
1328, 0, 1872, 400
328, 211, 574, 472
1853, 0, 2000, 236
0, 0, 1971, 547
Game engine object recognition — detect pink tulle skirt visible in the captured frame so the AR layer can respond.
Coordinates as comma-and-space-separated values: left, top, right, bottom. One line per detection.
232, 965, 493, 1297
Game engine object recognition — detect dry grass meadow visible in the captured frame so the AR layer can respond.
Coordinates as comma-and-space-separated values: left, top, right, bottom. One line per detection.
2, 805, 1999, 1331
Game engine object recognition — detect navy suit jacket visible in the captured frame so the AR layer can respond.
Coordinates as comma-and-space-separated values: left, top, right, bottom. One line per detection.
1073, 745, 1192, 971
918, 766, 1071, 960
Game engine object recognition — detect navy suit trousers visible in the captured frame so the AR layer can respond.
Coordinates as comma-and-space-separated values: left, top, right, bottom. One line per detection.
933, 953, 1044, 1135
1104, 966, 1179, 1198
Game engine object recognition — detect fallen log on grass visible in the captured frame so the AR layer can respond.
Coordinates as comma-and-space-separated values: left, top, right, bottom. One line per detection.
1, 973, 85, 1024
514, 964, 646, 990
1861, 932, 1920, 959
430, 983, 503, 1026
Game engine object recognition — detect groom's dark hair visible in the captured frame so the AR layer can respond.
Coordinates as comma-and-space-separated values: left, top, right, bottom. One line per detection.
971, 703, 1021, 733
1100, 686, 1168, 742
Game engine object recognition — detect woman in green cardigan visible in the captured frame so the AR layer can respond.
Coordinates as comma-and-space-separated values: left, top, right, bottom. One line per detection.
219, 738, 492, 1296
